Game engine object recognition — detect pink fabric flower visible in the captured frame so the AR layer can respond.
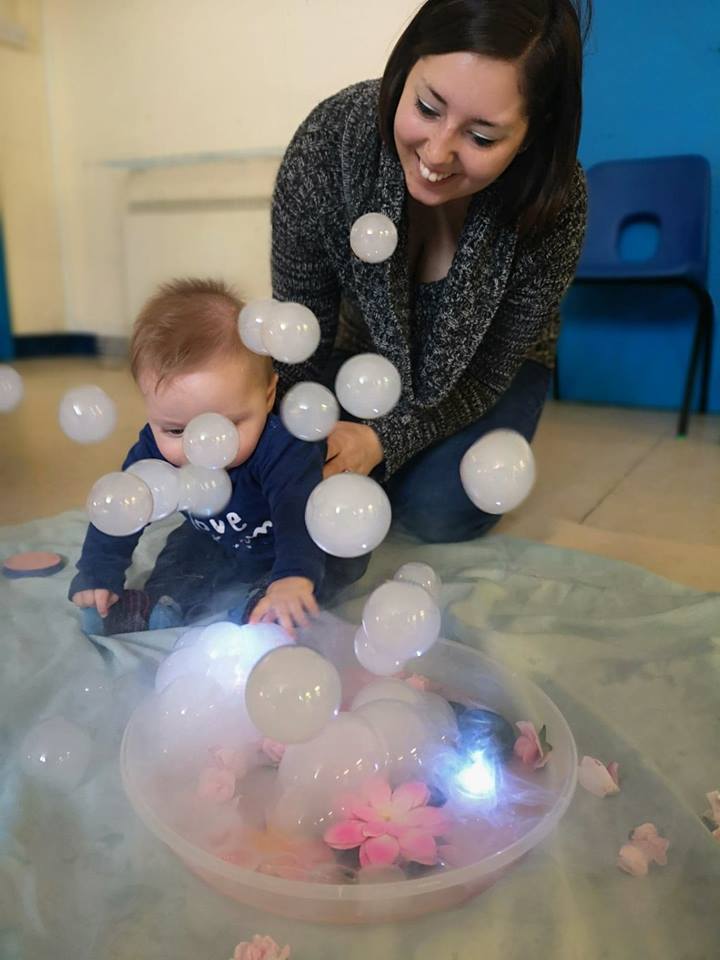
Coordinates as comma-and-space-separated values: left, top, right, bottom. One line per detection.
705, 790, 720, 823
260, 738, 286, 764
213, 747, 249, 778
404, 674, 431, 692
513, 721, 552, 769
232, 934, 290, 960
197, 766, 236, 804
577, 756, 620, 797
617, 822, 669, 876
323, 776, 450, 867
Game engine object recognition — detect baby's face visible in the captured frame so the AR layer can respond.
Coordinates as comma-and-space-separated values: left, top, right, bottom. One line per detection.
140, 356, 277, 468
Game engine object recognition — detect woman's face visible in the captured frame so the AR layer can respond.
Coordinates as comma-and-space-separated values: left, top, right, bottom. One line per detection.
393, 52, 529, 208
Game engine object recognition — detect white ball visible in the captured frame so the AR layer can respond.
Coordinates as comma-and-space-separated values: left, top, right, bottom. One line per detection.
352, 698, 432, 780
394, 562, 442, 603
305, 473, 391, 558
238, 298, 277, 355
182, 412, 240, 469
362, 580, 441, 659
154, 645, 212, 693
86, 471, 153, 536
350, 213, 398, 264
126, 459, 179, 521
177, 464, 232, 517
59, 385, 117, 444
198, 621, 294, 692
20, 717, 92, 791
350, 677, 424, 712
459, 429, 536, 514
280, 381, 339, 441
353, 627, 406, 676
423, 691, 459, 744
0, 364, 23, 412
335, 353, 401, 419
245, 646, 341, 744
261, 302, 320, 364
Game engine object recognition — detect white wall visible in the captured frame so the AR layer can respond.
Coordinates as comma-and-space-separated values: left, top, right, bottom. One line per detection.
42, 0, 420, 336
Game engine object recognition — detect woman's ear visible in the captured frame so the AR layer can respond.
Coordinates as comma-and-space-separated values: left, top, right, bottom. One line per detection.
266, 371, 279, 412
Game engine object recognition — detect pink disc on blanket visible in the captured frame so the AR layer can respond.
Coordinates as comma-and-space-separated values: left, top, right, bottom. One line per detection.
2, 551, 66, 579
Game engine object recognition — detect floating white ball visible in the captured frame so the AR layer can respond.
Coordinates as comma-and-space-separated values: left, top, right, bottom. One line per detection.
0, 364, 23, 412
126, 458, 179, 521
238, 298, 277, 355
353, 627, 406, 677
350, 677, 424, 712
352, 698, 433, 780
280, 381, 339, 441
177, 464, 232, 517
362, 580, 441, 659
198, 621, 294, 692
86, 471, 153, 536
59, 385, 117, 444
182, 412, 239, 470
154, 645, 212, 694
335, 353, 401, 419
350, 213, 398, 264
394, 562, 442, 603
305, 473, 391, 557
459, 429, 536, 514
20, 717, 92, 791
245, 646, 341, 744
261, 302, 320, 364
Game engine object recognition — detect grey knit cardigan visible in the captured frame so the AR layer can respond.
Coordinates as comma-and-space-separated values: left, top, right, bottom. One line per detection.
271, 80, 587, 479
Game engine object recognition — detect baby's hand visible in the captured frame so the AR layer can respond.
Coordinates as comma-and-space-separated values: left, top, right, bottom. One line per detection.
249, 577, 318, 637
72, 588, 119, 618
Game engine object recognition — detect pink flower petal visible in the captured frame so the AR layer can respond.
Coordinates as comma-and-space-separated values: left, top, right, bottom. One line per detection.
607, 762, 620, 787
360, 834, 400, 868
578, 756, 621, 797
617, 843, 649, 877
405, 674, 431, 692
390, 781, 430, 814
233, 934, 291, 960
260, 739, 286, 764
323, 819, 366, 850
360, 776, 392, 809
362, 819, 396, 838
705, 791, 720, 823
630, 824, 669, 866
196, 766, 236, 803
404, 805, 451, 834
350, 802, 380, 822
398, 829, 439, 865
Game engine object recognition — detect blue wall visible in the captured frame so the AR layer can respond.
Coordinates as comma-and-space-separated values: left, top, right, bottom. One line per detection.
558, 0, 720, 411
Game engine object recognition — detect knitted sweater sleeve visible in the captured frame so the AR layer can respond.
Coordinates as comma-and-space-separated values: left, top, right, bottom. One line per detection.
371, 170, 588, 479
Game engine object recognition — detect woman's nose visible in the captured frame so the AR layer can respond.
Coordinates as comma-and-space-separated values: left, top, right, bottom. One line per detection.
424, 126, 456, 167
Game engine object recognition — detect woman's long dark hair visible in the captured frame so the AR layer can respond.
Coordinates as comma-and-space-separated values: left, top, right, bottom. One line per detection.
379, 0, 592, 239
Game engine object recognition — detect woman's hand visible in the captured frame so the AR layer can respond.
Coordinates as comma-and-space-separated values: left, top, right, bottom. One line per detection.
323, 422, 384, 478
248, 576, 318, 637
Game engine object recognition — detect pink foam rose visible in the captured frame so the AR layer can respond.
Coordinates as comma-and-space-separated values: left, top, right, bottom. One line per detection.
577, 756, 621, 797
617, 822, 669, 876
617, 843, 649, 877
705, 790, 720, 823
404, 674, 431, 692
513, 721, 552, 769
232, 934, 290, 960
260, 738, 286, 764
197, 766, 236, 804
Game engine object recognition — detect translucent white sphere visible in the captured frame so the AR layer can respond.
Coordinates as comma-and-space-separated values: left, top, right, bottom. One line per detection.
305, 473, 391, 558
197, 621, 294, 693
350, 213, 398, 264
362, 580, 441, 659
261, 302, 320, 364
0, 364, 23, 412
350, 677, 424, 712
280, 381, 339, 442
352, 698, 433, 781
245, 646, 341, 744
125, 458, 179, 521
335, 353, 402, 419
423, 691, 459, 744
177, 464, 232, 517
20, 717, 92, 791
238, 298, 277, 355
182, 412, 239, 469
59, 385, 117, 444
151, 675, 230, 767
353, 627, 406, 677
394, 562, 442, 603
459, 429, 536, 514
86, 471, 153, 536
154, 645, 212, 693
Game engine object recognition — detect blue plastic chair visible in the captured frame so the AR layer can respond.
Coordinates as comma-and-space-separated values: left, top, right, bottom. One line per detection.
555, 155, 714, 435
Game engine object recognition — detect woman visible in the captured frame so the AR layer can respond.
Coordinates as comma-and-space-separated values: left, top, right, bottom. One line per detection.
272, 0, 591, 543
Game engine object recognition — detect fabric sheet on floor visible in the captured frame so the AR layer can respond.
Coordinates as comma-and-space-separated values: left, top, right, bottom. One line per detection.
1, 510, 719, 960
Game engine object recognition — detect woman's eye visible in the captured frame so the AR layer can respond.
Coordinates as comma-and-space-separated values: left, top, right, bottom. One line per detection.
415, 97, 438, 118
470, 132, 496, 149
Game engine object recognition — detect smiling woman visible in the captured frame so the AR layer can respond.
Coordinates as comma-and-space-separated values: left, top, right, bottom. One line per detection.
271, 0, 592, 544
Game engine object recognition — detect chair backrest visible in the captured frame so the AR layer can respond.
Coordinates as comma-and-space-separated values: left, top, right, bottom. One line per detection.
578, 155, 711, 285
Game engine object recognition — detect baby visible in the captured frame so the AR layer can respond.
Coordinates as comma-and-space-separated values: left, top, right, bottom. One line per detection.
69, 277, 355, 636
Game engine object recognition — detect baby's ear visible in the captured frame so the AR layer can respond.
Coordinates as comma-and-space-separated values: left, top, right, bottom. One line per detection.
266, 372, 279, 411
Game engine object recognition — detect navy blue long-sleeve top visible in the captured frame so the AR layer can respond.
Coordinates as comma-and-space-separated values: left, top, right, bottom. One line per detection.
69, 414, 325, 598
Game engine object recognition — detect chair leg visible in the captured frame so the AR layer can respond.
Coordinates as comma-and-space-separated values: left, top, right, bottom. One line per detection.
699, 291, 714, 414
677, 313, 705, 436
552, 361, 560, 401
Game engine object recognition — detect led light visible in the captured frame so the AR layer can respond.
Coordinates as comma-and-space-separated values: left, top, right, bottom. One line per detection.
456, 750, 497, 799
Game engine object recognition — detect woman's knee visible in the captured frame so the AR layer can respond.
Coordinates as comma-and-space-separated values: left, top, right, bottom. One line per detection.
399, 504, 500, 544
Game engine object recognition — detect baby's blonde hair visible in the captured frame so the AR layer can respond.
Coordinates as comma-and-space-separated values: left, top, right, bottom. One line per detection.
130, 277, 272, 387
